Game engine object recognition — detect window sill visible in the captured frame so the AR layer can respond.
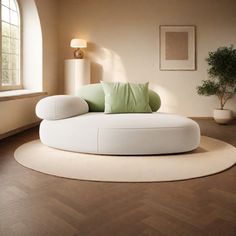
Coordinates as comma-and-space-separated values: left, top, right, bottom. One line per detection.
0, 90, 47, 102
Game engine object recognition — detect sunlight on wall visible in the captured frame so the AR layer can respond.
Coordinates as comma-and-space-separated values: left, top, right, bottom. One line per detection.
152, 85, 178, 113
19, 0, 42, 91
88, 44, 127, 83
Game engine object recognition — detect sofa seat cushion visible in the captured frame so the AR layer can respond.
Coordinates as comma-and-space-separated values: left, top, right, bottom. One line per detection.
39, 112, 200, 155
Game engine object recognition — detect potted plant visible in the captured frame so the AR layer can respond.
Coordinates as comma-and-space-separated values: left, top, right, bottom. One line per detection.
197, 45, 236, 124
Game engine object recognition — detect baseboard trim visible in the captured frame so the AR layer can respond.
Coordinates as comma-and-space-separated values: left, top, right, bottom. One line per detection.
189, 117, 213, 120
189, 117, 235, 120
0, 121, 40, 140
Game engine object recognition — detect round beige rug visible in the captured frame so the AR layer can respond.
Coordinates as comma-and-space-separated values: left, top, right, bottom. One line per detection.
14, 136, 236, 182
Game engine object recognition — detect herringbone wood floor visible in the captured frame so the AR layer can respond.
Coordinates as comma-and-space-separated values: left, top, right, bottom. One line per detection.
0, 119, 235, 236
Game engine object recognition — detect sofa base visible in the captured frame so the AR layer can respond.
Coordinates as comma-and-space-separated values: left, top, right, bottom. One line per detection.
39, 112, 200, 155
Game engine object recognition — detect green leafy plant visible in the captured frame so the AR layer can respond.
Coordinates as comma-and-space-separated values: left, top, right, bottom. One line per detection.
197, 45, 236, 109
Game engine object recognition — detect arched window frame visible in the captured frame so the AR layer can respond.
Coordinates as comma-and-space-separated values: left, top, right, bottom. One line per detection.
0, 0, 21, 91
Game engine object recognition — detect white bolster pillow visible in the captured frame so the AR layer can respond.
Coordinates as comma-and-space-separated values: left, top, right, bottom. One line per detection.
36, 95, 89, 120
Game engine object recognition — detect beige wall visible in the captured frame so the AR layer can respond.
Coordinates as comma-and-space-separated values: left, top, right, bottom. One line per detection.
35, 0, 59, 95
20, 0, 43, 91
58, 0, 236, 117
0, 0, 59, 136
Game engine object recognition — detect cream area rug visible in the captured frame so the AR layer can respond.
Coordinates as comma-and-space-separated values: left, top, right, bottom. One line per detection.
14, 136, 236, 182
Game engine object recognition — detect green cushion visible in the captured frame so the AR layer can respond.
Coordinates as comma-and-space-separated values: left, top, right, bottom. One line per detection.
76, 83, 105, 112
101, 82, 152, 113
148, 89, 161, 112
77, 83, 161, 112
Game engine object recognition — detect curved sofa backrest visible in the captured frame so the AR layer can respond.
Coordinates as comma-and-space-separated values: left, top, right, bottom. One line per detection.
77, 83, 161, 112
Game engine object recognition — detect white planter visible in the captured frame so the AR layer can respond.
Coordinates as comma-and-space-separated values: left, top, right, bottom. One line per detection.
213, 109, 233, 124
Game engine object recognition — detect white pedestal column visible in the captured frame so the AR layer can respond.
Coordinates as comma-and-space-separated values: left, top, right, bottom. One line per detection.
64, 59, 90, 95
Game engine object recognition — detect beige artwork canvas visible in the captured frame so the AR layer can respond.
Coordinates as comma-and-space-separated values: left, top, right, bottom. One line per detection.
160, 25, 196, 70
165, 32, 188, 60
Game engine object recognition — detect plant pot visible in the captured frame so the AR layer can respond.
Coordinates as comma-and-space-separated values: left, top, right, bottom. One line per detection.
213, 109, 233, 124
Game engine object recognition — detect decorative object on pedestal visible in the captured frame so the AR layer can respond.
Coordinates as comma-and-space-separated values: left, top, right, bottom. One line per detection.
197, 46, 236, 124
70, 38, 87, 59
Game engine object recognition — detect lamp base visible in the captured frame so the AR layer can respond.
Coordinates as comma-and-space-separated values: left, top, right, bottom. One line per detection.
74, 48, 84, 59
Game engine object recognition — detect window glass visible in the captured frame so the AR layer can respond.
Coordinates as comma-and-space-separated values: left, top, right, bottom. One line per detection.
1, 0, 21, 90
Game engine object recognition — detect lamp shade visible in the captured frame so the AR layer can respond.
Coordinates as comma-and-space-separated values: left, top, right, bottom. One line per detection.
70, 39, 87, 48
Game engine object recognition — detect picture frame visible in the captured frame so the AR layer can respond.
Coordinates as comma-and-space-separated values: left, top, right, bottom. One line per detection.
159, 25, 196, 71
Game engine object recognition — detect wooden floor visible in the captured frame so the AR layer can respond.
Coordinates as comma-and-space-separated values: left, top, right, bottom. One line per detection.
0, 119, 235, 236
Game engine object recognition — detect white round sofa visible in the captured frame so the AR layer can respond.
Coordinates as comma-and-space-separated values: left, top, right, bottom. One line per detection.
36, 86, 200, 155
39, 112, 200, 155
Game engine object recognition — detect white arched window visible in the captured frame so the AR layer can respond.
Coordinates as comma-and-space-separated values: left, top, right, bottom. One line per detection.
0, 0, 21, 90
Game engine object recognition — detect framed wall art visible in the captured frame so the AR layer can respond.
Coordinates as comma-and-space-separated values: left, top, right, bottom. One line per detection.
159, 25, 196, 70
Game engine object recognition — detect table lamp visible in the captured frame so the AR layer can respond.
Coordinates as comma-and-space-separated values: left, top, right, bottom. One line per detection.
70, 38, 87, 59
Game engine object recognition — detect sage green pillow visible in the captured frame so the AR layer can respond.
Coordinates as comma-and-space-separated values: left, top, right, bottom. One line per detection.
101, 82, 152, 113
148, 89, 161, 112
77, 83, 161, 112
77, 83, 105, 112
